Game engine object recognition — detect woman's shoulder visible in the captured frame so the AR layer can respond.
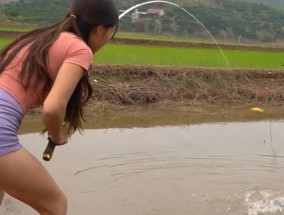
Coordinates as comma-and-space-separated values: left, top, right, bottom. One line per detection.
48, 32, 93, 72
56, 32, 91, 52
51, 32, 93, 58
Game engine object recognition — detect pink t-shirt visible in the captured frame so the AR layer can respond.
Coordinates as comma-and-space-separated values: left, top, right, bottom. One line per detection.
0, 32, 93, 115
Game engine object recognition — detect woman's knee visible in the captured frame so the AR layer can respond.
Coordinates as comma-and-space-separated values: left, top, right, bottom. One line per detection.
52, 193, 68, 215
0, 191, 4, 205
56, 193, 68, 213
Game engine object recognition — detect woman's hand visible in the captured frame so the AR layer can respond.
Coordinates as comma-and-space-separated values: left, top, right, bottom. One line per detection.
49, 122, 72, 145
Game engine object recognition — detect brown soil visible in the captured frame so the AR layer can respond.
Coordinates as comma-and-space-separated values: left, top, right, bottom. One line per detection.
0, 30, 23, 38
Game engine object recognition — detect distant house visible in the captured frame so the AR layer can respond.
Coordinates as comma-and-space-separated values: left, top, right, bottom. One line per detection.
131, 8, 165, 22
276, 38, 284, 46
145, 9, 165, 19
131, 9, 147, 22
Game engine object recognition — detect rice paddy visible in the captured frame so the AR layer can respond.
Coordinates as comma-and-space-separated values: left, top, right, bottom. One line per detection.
94, 44, 284, 69
1, 35, 284, 69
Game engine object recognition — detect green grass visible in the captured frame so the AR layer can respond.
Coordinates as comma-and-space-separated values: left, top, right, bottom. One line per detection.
95, 44, 284, 69
116, 32, 199, 43
116, 32, 239, 46
0, 38, 13, 50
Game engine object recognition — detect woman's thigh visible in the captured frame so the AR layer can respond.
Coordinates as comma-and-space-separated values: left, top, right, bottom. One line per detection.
0, 148, 66, 213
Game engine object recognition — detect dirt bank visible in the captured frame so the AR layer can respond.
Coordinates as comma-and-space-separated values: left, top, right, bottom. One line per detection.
0, 30, 23, 38
75, 64, 284, 116
111, 38, 284, 52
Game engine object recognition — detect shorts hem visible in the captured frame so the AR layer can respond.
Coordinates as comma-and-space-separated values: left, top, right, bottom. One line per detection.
0, 145, 22, 157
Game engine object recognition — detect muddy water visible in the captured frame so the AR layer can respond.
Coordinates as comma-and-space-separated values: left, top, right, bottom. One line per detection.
1, 110, 284, 215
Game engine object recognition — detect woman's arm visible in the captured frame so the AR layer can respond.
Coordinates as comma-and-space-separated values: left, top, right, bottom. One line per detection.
42, 63, 86, 144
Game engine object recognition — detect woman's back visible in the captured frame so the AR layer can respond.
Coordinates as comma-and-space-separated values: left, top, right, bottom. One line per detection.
0, 32, 93, 114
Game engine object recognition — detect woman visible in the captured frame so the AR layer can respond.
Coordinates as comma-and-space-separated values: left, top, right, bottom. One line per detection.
0, 0, 119, 214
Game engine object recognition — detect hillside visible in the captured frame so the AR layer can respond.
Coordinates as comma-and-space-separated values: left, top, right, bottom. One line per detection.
237, 0, 284, 7
114, 0, 284, 9
1, 0, 284, 8
0, 0, 18, 4
1, 0, 284, 42
118, 0, 284, 42
2, 0, 70, 23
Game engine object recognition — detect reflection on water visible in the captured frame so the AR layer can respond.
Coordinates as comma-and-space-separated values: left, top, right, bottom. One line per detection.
20, 105, 284, 133
3, 118, 284, 215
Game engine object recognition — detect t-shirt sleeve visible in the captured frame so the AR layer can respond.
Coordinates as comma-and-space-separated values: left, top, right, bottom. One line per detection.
63, 39, 93, 71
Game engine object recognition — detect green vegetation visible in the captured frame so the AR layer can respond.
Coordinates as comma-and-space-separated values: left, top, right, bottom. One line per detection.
94, 44, 284, 69
116, 32, 222, 44
0, 38, 12, 49
116, 32, 190, 42
238, 0, 284, 7
115, 32, 278, 47
2, 0, 69, 23
120, 1, 284, 43
0, 26, 34, 32
1, 0, 284, 43
113, 0, 284, 9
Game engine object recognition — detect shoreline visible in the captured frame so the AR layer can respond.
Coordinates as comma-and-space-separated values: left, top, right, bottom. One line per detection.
24, 64, 284, 129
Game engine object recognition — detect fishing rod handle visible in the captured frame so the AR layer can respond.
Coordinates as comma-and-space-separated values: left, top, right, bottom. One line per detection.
43, 137, 57, 161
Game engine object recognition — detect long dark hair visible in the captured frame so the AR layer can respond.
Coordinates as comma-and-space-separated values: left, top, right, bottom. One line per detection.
0, 0, 119, 132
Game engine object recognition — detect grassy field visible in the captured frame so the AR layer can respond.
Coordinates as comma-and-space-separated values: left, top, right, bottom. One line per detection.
95, 44, 284, 69
116, 32, 281, 49
1, 37, 284, 69
0, 26, 35, 33
116, 32, 210, 43
0, 38, 13, 50
116, 32, 273, 48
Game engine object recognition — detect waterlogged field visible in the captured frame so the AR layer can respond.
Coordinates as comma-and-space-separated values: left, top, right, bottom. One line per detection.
95, 44, 284, 69
5, 118, 284, 215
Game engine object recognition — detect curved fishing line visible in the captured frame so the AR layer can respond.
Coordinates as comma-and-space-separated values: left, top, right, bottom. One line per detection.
119, 0, 231, 68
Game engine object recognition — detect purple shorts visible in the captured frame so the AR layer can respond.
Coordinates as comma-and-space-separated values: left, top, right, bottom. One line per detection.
0, 89, 23, 157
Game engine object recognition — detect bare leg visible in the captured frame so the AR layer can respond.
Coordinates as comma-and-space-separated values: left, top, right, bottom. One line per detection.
0, 190, 4, 205
0, 148, 67, 215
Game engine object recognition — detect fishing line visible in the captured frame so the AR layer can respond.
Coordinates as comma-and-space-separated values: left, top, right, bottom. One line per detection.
119, 0, 231, 68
